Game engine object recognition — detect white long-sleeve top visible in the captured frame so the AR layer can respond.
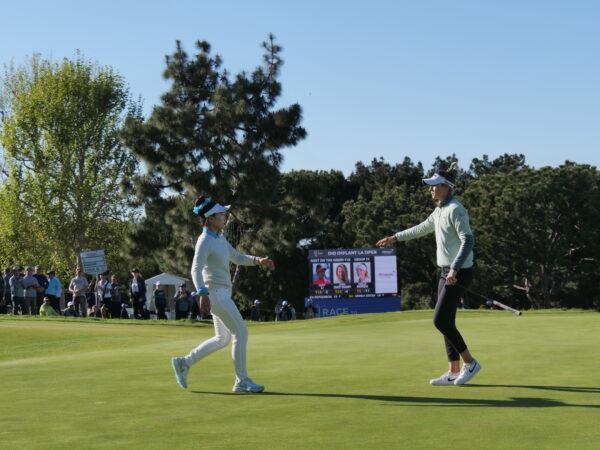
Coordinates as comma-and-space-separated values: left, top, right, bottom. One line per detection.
191, 227, 259, 294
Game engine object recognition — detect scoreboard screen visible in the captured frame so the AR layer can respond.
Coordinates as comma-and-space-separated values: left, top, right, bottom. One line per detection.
308, 248, 398, 299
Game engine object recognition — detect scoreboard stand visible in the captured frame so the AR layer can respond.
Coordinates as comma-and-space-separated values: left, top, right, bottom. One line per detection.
307, 248, 401, 317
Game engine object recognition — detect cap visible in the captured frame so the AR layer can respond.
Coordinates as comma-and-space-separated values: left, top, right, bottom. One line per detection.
67, 301, 74, 307
192, 196, 231, 218
423, 173, 455, 188
315, 264, 326, 273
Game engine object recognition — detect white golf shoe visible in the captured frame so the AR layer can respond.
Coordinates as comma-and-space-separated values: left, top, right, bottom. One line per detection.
430, 371, 460, 386
171, 357, 189, 389
454, 360, 482, 385
232, 378, 265, 393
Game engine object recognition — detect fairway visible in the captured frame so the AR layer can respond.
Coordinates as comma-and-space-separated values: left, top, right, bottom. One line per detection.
1, 311, 599, 449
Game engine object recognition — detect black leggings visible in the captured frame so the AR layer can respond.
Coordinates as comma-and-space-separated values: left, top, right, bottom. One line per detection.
433, 267, 473, 362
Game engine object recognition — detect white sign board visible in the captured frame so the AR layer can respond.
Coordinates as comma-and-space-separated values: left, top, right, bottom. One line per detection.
80, 250, 107, 275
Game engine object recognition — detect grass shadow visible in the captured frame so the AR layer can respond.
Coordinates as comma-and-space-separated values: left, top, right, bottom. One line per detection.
190, 390, 600, 408
466, 384, 600, 394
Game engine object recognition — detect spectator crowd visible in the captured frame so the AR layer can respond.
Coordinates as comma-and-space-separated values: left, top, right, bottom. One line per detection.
0, 266, 317, 321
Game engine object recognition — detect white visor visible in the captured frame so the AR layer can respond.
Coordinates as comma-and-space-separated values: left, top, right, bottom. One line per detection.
423, 173, 454, 188
203, 203, 230, 218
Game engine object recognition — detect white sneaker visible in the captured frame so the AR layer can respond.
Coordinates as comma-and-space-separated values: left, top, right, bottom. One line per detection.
454, 360, 481, 385
430, 371, 460, 386
171, 357, 189, 389
232, 378, 265, 393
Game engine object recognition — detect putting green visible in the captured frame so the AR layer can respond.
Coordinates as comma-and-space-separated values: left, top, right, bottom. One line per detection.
1, 310, 598, 449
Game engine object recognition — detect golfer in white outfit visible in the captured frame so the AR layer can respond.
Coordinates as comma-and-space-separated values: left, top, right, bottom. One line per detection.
171, 196, 275, 393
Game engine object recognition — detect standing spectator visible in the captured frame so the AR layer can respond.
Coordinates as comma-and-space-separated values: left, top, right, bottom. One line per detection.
2, 268, 12, 314
39, 297, 59, 316
250, 299, 261, 322
22, 267, 40, 315
34, 266, 49, 315
278, 300, 291, 321
109, 275, 123, 319
153, 282, 167, 320
63, 301, 80, 317
129, 269, 146, 319
45, 270, 62, 314
289, 303, 296, 320
174, 284, 192, 320
69, 267, 89, 317
87, 278, 97, 311
95, 272, 112, 309
10, 268, 26, 314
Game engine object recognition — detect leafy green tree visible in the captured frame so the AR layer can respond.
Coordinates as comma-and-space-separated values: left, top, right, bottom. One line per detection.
0, 53, 139, 278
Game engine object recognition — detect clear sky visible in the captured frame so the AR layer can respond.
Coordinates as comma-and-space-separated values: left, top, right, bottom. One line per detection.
2, 0, 599, 174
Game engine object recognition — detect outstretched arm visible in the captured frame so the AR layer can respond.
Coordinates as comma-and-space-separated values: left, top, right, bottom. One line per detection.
377, 213, 435, 247
227, 242, 275, 270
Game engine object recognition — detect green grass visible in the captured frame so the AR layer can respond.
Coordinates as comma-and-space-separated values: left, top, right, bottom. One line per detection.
1, 310, 599, 449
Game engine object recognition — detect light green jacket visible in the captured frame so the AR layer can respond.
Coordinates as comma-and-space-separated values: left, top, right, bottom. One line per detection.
394, 196, 474, 269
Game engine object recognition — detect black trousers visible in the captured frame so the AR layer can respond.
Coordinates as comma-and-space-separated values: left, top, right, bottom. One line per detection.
132, 294, 144, 319
433, 267, 473, 362
109, 301, 121, 319
46, 295, 61, 315
36, 293, 45, 315
13, 297, 27, 315
156, 306, 167, 320
175, 311, 189, 320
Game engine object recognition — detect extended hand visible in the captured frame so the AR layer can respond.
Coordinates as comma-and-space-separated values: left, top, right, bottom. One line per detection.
376, 236, 396, 247
258, 257, 275, 271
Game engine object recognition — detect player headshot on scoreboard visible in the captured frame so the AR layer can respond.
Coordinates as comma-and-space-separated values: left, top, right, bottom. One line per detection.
353, 262, 372, 286
333, 263, 351, 285
312, 263, 332, 286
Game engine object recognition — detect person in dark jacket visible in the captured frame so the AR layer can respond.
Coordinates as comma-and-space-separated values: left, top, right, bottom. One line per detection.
174, 284, 193, 320
2, 268, 12, 314
10, 268, 26, 314
110, 275, 124, 319
129, 269, 147, 319
250, 299, 261, 322
34, 266, 49, 315
153, 282, 167, 320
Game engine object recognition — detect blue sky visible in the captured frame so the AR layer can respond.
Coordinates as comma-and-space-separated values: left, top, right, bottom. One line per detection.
1, 0, 599, 174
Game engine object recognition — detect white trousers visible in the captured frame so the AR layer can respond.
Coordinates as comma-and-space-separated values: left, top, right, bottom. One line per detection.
184, 288, 248, 381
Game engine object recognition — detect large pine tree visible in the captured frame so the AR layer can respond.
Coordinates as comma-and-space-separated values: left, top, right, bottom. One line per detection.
121, 35, 306, 280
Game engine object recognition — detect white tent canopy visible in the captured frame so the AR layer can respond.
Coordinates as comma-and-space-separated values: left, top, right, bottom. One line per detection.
145, 272, 192, 312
